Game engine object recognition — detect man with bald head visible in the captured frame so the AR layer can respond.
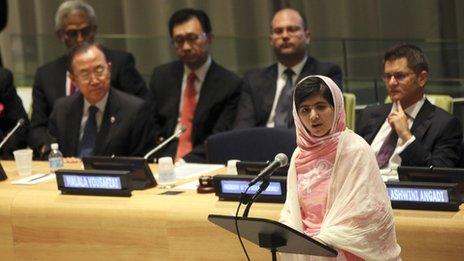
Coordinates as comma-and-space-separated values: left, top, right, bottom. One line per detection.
234, 8, 342, 129
49, 43, 155, 158
30, 0, 150, 158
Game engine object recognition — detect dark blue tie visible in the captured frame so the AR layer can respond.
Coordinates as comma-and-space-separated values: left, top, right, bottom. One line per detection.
274, 68, 295, 127
79, 106, 98, 157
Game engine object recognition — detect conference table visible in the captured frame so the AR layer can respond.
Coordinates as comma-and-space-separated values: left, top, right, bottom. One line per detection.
0, 161, 463, 261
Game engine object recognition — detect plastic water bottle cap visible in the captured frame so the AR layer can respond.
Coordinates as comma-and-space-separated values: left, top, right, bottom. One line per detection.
51, 143, 59, 150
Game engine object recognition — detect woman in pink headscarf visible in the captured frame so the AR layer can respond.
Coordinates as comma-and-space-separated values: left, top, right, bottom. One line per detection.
279, 75, 401, 261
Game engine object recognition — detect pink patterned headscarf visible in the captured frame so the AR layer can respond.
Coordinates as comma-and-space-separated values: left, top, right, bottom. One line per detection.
293, 75, 346, 174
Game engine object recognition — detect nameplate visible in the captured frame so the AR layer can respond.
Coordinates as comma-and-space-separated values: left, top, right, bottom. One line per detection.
56, 169, 132, 197
385, 181, 461, 211
213, 175, 286, 203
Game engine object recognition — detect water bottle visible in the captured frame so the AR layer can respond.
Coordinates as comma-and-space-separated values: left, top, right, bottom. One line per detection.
48, 143, 64, 174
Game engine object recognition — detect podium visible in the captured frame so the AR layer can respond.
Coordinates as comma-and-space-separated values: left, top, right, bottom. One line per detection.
208, 214, 337, 260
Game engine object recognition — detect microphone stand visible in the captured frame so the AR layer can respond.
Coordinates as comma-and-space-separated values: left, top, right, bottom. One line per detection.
242, 178, 271, 218
144, 127, 186, 160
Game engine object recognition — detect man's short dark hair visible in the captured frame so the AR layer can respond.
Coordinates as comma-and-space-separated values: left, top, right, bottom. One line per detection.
68, 42, 107, 72
383, 43, 429, 74
168, 8, 212, 37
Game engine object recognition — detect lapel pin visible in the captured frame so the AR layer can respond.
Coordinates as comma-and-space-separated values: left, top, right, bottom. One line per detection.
110, 116, 116, 124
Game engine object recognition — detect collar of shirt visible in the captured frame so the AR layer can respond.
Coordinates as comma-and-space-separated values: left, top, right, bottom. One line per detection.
82, 91, 109, 130
391, 95, 426, 121
183, 55, 212, 94
277, 55, 307, 81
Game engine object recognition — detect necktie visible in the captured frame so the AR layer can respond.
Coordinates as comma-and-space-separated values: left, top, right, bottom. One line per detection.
376, 130, 398, 168
79, 106, 98, 157
274, 69, 295, 127
176, 72, 197, 160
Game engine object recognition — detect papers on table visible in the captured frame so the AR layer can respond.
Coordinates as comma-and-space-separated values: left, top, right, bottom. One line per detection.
11, 173, 55, 185
380, 168, 399, 182
173, 163, 224, 179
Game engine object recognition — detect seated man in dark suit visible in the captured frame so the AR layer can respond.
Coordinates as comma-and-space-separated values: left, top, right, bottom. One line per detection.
49, 43, 155, 158
234, 8, 342, 129
149, 8, 242, 163
0, 67, 29, 158
356, 43, 462, 169
30, 0, 150, 158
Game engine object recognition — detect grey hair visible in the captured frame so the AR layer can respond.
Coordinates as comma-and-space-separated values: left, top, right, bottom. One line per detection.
55, 0, 97, 32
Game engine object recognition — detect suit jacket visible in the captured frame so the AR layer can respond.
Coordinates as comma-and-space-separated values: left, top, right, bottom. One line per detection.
149, 60, 242, 162
0, 67, 29, 158
356, 100, 462, 167
234, 55, 342, 128
49, 88, 156, 157
30, 48, 151, 151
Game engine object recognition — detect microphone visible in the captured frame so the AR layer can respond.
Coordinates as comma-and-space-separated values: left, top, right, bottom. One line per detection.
144, 126, 187, 159
248, 153, 288, 187
0, 118, 25, 150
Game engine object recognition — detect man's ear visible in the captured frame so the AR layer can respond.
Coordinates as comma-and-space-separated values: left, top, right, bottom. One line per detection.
418, 70, 428, 88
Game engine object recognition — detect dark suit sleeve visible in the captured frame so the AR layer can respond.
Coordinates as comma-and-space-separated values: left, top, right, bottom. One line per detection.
113, 52, 152, 100
128, 101, 157, 156
233, 76, 256, 129
0, 68, 29, 158
326, 64, 343, 90
29, 67, 53, 151
400, 116, 463, 167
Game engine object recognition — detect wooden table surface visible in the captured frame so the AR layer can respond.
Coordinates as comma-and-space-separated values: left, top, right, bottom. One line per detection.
0, 160, 463, 260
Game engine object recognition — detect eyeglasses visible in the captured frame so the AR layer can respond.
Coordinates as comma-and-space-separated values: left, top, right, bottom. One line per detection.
75, 65, 108, 83
382, 72, 414, 82
64, 26, 94, 39
171, 32, 206, 47
271, 26, 303, 36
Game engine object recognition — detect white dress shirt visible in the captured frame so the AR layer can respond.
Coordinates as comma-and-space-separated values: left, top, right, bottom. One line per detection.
79, 93, 109, 140
266, 56, 308, 127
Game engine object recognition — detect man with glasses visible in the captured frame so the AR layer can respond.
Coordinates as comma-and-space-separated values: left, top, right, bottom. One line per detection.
30, 0, 150, 158
234, 8, 342, 129
149, 8, 242, 163
356, 43, 462, 169
49, 43, 155, 158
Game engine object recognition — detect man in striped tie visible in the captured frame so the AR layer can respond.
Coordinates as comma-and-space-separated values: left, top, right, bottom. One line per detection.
356, 43, 462, 170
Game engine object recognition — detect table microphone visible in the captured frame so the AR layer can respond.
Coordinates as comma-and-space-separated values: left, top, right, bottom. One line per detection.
144, 126, 187, 160
248, 153, 288, 187
0, 118, 25, 150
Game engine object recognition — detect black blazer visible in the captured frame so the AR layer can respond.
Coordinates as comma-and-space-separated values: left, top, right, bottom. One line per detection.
234, 55, 342, 128
30, 48, 151, 150
0, 67, 29, 158
149, 60, 242, 162
356, 100, 463, 167
49, 88, 156, 157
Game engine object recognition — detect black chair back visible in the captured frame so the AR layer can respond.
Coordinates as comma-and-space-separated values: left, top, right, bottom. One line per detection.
206, 127, 296, 164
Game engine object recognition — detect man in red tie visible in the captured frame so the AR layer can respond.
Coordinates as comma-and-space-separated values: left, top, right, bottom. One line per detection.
356, 44, 462, 170
149, 8, 243, 162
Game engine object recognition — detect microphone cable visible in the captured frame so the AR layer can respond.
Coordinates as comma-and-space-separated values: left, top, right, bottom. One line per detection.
235, 185, 252, 261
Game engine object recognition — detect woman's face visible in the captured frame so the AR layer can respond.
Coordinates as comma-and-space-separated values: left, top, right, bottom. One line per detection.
297, 93, 334, 137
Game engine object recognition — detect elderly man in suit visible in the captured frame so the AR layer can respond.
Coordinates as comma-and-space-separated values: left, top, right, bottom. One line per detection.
49, 43, 155, 158
356, 43, 462, 169
30, 0, 150, 158
234, 8, 342, 129
149, 8, 242, 163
